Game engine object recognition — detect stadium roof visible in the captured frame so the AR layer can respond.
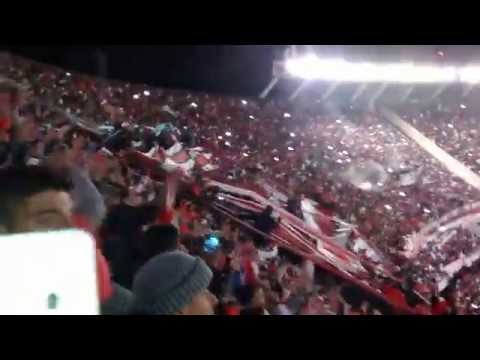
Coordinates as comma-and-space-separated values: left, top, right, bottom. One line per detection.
301, 45, 480, 66
267, 45, 480, 107
5, 45, 480, 104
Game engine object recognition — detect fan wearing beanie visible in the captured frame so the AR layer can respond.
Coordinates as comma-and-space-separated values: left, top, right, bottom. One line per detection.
131, 251, 218, 315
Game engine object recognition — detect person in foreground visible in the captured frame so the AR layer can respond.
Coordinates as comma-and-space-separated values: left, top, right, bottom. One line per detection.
0, 165, 132, 314
0, 165, 74, 233
131, 251, 218, 315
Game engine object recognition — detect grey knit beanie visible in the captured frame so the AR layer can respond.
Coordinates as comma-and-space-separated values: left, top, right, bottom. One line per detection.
101, 282, 133, 315
131, 251, 212, 315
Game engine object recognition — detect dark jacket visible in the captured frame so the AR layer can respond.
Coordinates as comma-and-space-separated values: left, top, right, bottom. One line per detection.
102, 204, 159, 289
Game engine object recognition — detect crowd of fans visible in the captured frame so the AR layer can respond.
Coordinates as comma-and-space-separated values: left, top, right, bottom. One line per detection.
1, 52, 479, 314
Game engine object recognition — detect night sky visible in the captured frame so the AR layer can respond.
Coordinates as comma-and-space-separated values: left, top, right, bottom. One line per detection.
2, 45, 286, 97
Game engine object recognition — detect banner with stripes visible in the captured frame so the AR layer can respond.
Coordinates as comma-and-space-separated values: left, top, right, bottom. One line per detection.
206, 180, 412, 310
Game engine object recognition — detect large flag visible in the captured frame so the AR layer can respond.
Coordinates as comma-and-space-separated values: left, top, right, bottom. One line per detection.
207, 179, 407, 311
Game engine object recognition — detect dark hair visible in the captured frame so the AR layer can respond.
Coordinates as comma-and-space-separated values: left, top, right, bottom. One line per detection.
101, 204, 159, 238
157, 132, 175, 150
340, 285, 364, 311
103, 129, 133, 153
141, 225, 179, 259
0, 166, 73, 230
44, 139, 68, 157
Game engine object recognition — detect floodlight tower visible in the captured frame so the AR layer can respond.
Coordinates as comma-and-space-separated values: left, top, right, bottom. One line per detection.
259, 45, 314, 101
259, 45, 290, 99
287, 45, 315, 101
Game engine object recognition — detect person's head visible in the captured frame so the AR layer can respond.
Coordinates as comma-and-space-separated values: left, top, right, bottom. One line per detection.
0, 167, 117, 307
44, 139, 72, 172
123, 185, 144, 207
16, 104, 40, 142
0, 166, 73, 233
104, 129, 133, 154
142, 225, 179, 259
69, 131, 88, 153
157, 132, 176, 150
131, 251, 218, 315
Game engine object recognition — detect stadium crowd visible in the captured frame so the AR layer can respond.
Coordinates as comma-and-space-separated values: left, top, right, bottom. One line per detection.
0, 53, 478, 314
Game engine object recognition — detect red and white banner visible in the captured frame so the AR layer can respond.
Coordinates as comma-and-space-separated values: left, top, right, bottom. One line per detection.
206, 179, 414, 312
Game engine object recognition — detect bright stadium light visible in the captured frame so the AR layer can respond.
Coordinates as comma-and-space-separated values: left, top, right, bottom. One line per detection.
458, 66, 480, 83
285, 55, 463, 83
